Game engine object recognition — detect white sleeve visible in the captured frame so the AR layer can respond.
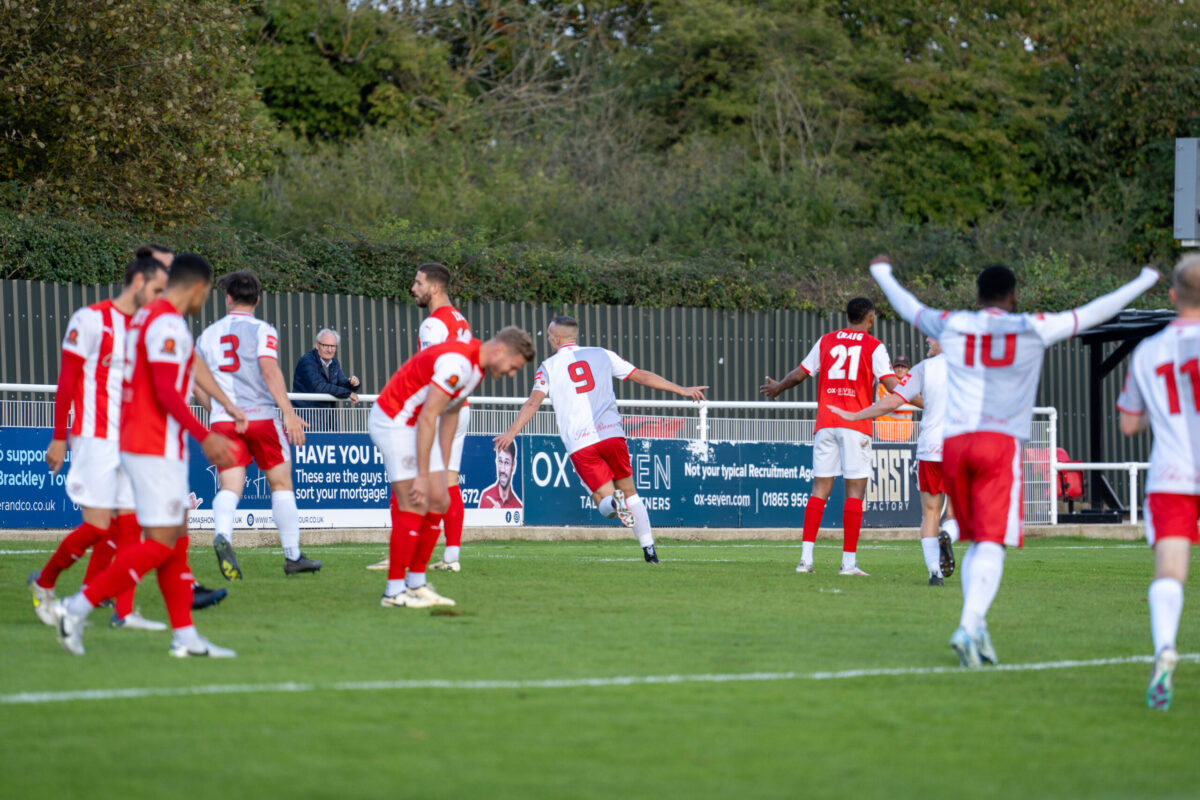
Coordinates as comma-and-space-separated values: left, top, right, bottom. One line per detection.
799, 340, 822, 376
194, 327, 216, 368
419, 317, 449, 350
145, 315, 193, 366
431, 352, 471, 396
893, 361, 924, 401
606, 350, 637, 380
872, 342, 895, 380
62, 307, 98, 360
531, 363, 549, 394
257, 322, 280, 360
1035, 267, 1160, 346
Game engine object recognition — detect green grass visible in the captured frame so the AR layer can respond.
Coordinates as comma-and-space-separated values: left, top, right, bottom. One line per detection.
2, 537, 1198, 799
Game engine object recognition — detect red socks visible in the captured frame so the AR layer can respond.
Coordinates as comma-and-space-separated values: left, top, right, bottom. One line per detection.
156, 536, 194, 629
843, 498, 864, 554
444, 486, 464, 548
112, 513, 141, 618
38, 521, 110, 589
82, 528, 118, 587
82, 538, 173, 607
388, 510, 425, 581
802, 496, 826, 544
409, 513, 445, 574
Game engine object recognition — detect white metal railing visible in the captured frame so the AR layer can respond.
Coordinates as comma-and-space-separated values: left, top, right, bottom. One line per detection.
1058, 461, 1149, 525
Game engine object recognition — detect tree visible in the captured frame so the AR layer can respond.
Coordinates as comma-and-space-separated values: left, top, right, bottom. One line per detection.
0, 0, 271, 224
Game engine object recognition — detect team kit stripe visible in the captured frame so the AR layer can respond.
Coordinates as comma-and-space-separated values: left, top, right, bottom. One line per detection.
3, 653, 1194, 706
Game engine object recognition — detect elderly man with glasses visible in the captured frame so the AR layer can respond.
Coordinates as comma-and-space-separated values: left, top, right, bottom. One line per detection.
293, 329, 360, 431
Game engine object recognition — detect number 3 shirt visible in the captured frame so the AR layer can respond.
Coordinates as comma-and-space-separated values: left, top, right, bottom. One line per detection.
532, 344, 637, 454
195, 311, 281, 423
1118, 320, 1200, 495
799, 330, 895, 435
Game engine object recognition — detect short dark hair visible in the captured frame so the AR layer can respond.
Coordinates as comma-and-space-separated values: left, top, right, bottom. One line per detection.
135, 243, 173, 259
497, 440, 516, 460
977, 264, 1017, 304
846, 297, 875, 324
219, 269, 261, 306
417, 262, 451, 289
167, 253, 213, 289
494, 326, 536, 361
123, 256, 167, 287
551, 314, 578, 328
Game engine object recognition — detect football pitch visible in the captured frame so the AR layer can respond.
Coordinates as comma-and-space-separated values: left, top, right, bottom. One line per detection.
2, 537, 1198, 799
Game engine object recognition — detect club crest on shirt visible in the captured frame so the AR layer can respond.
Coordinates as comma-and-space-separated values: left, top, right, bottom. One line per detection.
266, 335, 278, 350
162, 338, 177, 355
447, 374, 460, 388
66, 329, 79, 345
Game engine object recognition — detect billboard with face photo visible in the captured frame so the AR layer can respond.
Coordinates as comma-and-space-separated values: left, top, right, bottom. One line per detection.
478, 438, 522, 509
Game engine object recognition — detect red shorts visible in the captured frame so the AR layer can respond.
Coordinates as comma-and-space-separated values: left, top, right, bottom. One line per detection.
570, 437, 633, 493
942, 432, 1023, 547
1145, 493, 1200, 546
211, 419, 290, 472
918, 460, 945, 495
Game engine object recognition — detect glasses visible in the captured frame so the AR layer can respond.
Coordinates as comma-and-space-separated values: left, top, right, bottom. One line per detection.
317, 342, 337, 349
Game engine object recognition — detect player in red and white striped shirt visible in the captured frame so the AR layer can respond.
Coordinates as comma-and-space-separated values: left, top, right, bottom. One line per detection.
1117, 254, 1200, 710
53, 254, 246, 658
369, 327, 534, 609
871, 254, 1158, 668
760, 298, 898, 576
195, 269, 317, 580
31, 254, 170, 632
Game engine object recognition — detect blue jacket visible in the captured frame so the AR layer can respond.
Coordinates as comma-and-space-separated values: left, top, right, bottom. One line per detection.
292, 349, 354, 409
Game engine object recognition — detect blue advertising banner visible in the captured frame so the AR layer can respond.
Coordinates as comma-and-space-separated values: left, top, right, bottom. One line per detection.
1, 427, 918, 529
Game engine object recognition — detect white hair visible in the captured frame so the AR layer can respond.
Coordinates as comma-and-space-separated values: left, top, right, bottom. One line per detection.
315, 328, 341, 345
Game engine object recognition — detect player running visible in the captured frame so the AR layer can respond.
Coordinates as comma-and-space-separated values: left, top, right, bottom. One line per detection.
831, 336, 958, 584
495, 315, 707, 563
31, 254, 170, 632
370, 327, 535, 608
369, 263, 474, 573
52, 254, 245, 658
1117, 253, 1200, 710
195, 269, 320, 580
760, 298, 899, 576
870, 254, 1159, 668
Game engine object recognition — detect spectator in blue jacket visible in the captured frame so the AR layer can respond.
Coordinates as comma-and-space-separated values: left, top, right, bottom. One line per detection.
293, 329, 359, 424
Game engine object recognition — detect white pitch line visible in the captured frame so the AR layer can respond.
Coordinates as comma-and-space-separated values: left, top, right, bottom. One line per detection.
4, 653, 1195, 706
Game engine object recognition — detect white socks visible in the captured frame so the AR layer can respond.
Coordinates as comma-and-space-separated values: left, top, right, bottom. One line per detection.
801, 541, 815, 565
959, 541, 1005, 635
1149, 578, 1184, 654
406, 572, 427, 590
386, 579, 406, 596
598, 495, 617, 519
443, 545, 460, 563
172, 624, 200, 643
921, 536, 941, 576
941, 519, 960, 544
841, 551, 857, 570
626, 494, 654, 548
65, 592, 95, 619
212, 489, 239, 544
272, 490, 301, 560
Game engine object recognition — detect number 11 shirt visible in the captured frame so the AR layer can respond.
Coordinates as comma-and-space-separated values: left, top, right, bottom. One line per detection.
532, 344, 637, 455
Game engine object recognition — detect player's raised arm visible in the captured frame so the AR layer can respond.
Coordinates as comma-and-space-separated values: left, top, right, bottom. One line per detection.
495, 389, 547, 452
831, 391, 907, 423
627, 369, 707, 402
868, 255, 941, 334
1045, 266, 1161, 345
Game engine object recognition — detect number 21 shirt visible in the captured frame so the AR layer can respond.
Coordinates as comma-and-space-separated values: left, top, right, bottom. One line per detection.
799, 330, 895, 435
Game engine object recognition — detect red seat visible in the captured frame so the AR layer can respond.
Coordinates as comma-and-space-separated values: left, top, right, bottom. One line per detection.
1056, 447, 1084, 501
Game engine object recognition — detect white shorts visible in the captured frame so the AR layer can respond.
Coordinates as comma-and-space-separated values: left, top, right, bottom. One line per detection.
120, 453, 190, 527
65, 436, 134, 510
368, 404, 445, 483
813, 427, 873, 480
440, 406, 470, 473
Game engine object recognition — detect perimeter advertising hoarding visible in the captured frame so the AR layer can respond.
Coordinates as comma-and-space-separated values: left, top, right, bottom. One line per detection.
0, 428, 918, 529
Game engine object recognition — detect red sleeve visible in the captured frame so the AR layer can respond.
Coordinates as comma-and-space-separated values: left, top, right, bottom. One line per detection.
53, 352, 86, 440
151, 361, 209, 443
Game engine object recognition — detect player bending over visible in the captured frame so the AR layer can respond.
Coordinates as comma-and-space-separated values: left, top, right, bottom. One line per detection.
195, 269, 320, 580
1117, 253, 1200, 710
832, 336, 957, 585
760, 297, 898, 576
53, 254, 245, 658
32, 254, 170, 632
495, 316, 707, 563
871, 254, 1158, 668
370, 327, 535, 608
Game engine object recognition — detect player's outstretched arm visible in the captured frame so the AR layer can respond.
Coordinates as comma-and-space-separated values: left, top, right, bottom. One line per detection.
868, 256, 930, 327
193, 355, 248, 433
628, 369, 707, 402
1068, 266, 1161, 340
830, 392, 906, 423
760, 364, 808, 399
495, 390, 547, 452
260, 356, 308, 446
